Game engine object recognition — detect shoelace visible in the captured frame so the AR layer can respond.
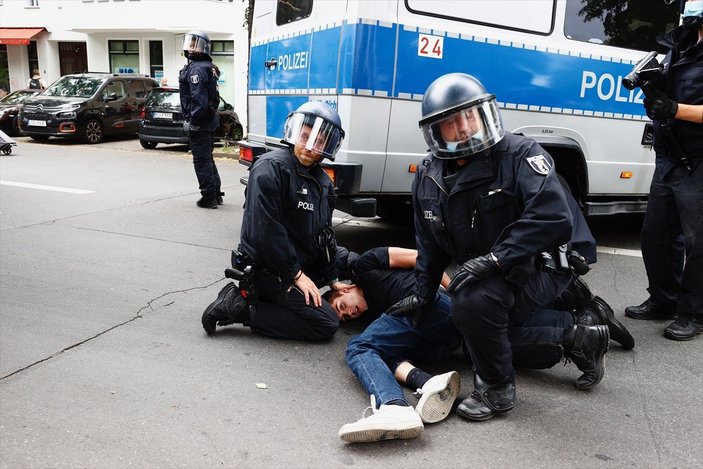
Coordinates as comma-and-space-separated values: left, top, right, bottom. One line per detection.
361, 395, 378, 418
412, 388, 424, 398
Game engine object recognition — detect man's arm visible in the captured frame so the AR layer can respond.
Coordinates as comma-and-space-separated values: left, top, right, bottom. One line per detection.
387, 247, 450, 289
675, 103, 703, 124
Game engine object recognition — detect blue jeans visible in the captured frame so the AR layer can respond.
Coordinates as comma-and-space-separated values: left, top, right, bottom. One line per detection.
345, 293, 462, 407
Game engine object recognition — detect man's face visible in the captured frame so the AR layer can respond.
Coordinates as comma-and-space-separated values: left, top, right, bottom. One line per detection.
438, 108, 482, 143
329, 286, 368, 322
293, 125, 327, 167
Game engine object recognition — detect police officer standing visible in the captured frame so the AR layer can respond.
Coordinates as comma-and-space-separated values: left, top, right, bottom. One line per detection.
388, 73, 610, 422
179, 30, 222, 209
625, 1, 703, 340
201, 101, 347, 341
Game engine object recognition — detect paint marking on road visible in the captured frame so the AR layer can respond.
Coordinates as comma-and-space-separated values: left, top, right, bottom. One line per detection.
596, 246, 642, 258
0, 180, 95, 195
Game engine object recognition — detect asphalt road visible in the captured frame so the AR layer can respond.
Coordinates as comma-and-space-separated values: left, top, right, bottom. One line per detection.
0, 137, 701, 468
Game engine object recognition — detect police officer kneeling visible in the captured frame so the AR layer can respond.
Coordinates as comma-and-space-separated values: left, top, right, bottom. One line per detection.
201, 102, 346, 341
388, 73, 610, 421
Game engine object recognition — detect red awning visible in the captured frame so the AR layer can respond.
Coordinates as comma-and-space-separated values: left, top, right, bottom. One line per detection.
0, 28, 46, 45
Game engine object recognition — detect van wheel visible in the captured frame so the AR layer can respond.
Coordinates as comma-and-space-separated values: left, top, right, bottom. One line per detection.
229, 124, 243, 142
10, 116, 20, 137
83, 119, 104, 144
140, 139, 157, 149
30, 135, 50, 142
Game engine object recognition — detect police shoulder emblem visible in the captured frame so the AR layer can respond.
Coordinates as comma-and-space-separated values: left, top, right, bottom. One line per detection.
190, 75, 199, 84
526, 154, 551, 176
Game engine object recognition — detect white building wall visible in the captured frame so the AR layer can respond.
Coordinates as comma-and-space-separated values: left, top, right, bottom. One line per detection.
0, 0, 250, 131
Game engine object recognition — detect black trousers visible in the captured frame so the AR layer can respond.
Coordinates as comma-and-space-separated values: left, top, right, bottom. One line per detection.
451, 268, 572, 382
191, 130, 220, 197
247, 270, 339, 341
641, 160, 703, 317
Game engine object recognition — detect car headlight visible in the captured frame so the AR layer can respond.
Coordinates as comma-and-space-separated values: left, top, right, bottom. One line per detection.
56, 111, 77, 119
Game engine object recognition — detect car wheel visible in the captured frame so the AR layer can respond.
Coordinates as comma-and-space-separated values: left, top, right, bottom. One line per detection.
83, 119, 104, 144
229, 124, 244, 142
30, 135, 50, 142
140, 139, 157, 149
10, 116, 20, 137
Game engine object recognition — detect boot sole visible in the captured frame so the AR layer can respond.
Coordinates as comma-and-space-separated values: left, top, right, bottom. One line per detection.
594, 296, 635, 350
201, 283, 235, 334
339, 425, 423, 443
575, 326, 609, 390
416, 371, 461, 424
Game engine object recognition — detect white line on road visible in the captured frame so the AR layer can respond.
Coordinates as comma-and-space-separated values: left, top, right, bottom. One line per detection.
0, 180, 95, 195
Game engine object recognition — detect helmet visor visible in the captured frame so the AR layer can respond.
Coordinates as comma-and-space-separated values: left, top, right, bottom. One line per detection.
284, 113, 344, 161
183, 34, 211, 56
421, 98, 504, 159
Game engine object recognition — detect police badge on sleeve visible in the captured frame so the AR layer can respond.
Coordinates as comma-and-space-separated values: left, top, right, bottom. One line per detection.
190, 75, 199, 84
526, 154, 551, 176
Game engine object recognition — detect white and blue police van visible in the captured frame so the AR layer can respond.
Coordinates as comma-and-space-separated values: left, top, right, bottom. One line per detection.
239, 0, 680, 218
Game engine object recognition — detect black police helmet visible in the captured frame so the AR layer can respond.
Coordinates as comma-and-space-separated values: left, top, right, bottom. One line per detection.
282, 101, 345, 161
419, 73, 505, 160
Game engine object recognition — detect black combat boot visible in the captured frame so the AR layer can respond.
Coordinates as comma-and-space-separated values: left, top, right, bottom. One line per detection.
559, 276, 595, 311
201, 282, 249, 334
456, 373, 514, 422
563, 325, 609, 390
196, 192, 218, 209
576, 296, 635, 350
625, 298, 676, 320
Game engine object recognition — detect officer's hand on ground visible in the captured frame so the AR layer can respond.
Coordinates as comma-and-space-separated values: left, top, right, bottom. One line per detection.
294, 271, 323, 307
644, 91, 678, 122
446, 254, 501, 293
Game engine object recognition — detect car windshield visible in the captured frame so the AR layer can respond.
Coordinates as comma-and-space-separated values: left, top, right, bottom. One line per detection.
146, 90, 181, 108
43, 76, 105, 98
0, 90, 39, 104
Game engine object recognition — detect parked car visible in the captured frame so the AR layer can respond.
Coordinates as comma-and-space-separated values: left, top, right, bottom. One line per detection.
0, 89, 42, 137
19, 72, 159, 144
138, 87, 243, 150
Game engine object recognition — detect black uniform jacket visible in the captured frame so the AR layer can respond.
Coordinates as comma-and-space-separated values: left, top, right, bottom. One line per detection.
654, 26, 703, 171
240, 148, 338, 285
178, 58, 220, 132
412, 132, 573, 300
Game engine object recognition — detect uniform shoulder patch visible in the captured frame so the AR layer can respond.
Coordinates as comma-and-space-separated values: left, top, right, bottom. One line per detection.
526, 154, 551, 176
190, 75, 200, 84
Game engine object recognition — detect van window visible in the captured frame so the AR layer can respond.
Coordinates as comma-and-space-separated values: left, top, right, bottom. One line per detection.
276, 0, 313, 26
43, 76, 104, 98
126, 79, 146, 98
103, 81, 126, 100
564, 0, 679, 53
406, 0, 555, 35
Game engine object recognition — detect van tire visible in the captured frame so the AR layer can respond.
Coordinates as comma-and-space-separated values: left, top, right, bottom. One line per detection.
140, 139, 157, 149
83, 119, 104, 144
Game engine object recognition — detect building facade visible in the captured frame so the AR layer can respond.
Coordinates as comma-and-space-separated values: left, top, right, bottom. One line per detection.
0, 0, 249, 130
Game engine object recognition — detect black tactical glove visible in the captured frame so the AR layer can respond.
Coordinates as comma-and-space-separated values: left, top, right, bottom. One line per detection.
387, 294, 431, 328
446, 254, 500, 293
643, 91, 678, 123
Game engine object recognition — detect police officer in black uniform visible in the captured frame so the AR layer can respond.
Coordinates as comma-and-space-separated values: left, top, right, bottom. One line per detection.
625, 2, 703, 340
201, 101, 347, 341
388, 73, 611, 422
179, 30, 222, 209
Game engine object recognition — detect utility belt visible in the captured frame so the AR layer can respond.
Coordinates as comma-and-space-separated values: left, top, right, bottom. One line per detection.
540, 244, 590, 276
225, 248, 257, 304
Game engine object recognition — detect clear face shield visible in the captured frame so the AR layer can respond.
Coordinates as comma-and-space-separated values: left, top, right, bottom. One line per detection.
183, 34, 211, 56
283, 113, 344, 161
421, 98, 505, 160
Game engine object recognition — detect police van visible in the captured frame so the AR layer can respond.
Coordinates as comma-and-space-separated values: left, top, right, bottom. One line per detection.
240, 0, 680, 218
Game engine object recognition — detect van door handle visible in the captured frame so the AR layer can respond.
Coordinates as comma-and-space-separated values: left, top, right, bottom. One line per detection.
265, 57, 277, 70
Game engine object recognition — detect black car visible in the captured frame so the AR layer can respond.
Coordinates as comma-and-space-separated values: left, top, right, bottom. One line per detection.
138, 87, 242, 150
0, 89, 42, 137
19, 72, 159, 144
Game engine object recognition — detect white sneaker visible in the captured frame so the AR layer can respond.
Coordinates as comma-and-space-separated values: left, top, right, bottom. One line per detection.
338, 395, 424, 443
415, 371, 461, 424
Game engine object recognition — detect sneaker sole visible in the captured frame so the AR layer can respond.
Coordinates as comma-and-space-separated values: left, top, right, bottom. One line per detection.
338, 425, 423, 443
416, 371, 461, 424
201, 283, 235, 334
594, 296, 635, 350
575, 326, 609, 390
